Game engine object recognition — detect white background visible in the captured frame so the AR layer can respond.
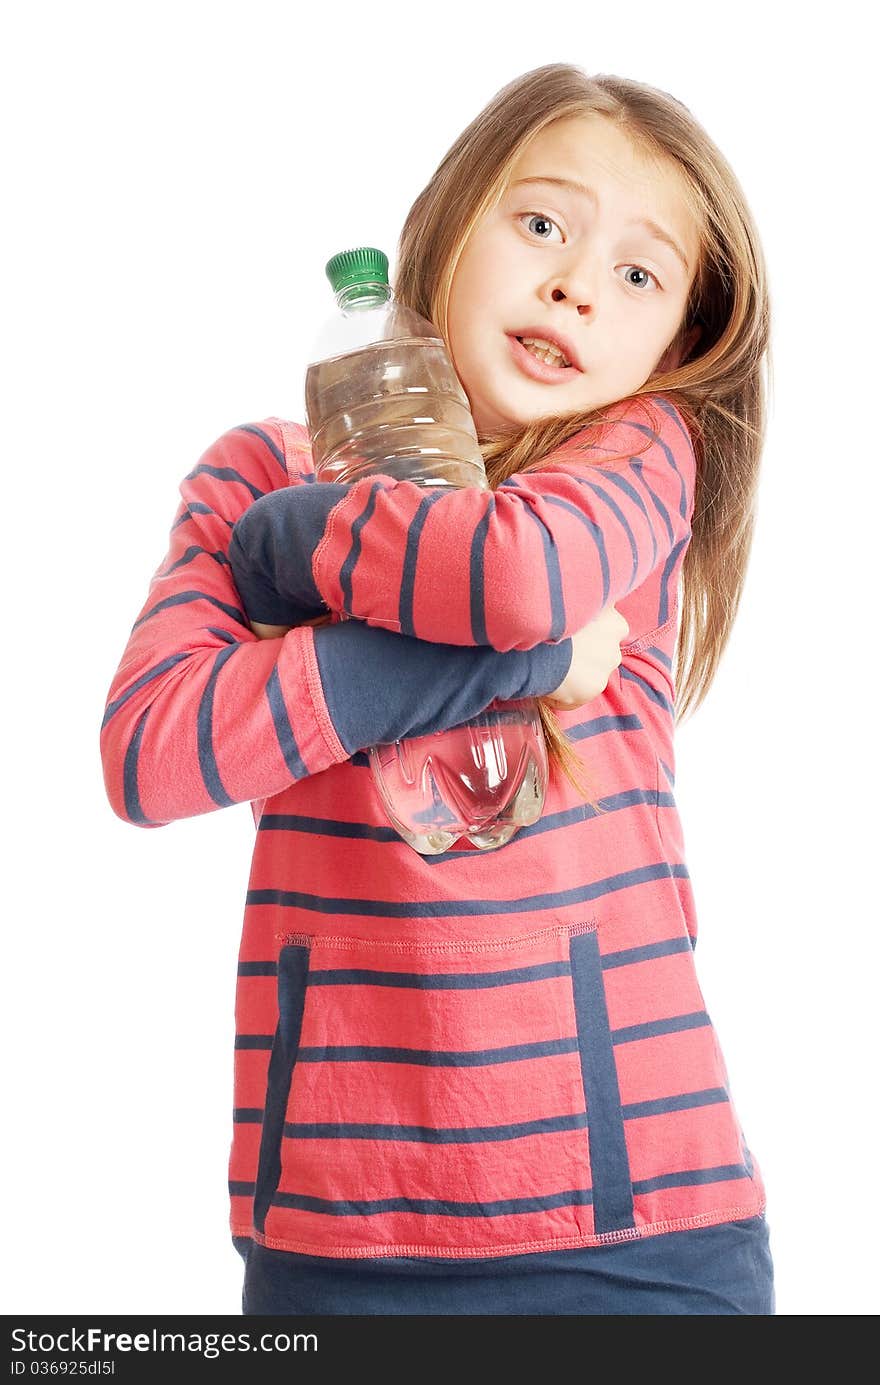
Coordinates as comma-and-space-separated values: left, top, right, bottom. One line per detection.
3, 0, 876, 1317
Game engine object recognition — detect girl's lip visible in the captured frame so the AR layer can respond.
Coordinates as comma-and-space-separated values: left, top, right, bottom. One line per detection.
507, 334, 581, 383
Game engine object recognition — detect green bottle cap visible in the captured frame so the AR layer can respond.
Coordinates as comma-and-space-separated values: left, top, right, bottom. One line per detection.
325, 247, 389, 293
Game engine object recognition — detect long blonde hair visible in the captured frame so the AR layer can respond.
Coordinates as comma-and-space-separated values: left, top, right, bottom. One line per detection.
392, 63, 773, 807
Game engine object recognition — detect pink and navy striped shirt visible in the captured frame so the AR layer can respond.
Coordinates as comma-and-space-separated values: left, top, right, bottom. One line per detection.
100, 392, 767, 1261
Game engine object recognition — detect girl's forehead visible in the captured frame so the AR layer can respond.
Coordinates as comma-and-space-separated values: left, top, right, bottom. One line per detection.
507, 116, 702, 261
516, 113, 656, 176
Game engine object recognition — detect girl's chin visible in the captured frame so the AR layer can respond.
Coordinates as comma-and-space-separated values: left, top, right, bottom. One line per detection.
476, 395, 573, 434
473, 407, 522, 439
471, 384, 545, 431
468, 398, 513, 437
470, 377, 597, 435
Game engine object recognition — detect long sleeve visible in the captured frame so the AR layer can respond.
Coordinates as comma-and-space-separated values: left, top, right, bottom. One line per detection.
311, 619, 571, 756
309, 393, 697, 653
228, 481, 346, 626
98, 421, 353, 828
100, 420, 573, 829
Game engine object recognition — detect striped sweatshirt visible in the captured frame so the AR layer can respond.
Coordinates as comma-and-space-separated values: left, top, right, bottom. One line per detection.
99, 392, 767, 1261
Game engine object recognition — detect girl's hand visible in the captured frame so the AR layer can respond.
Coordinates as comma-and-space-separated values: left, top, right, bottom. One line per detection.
250, 612, 334, 639
544, 604, 630, 709
249, 604, 630, 711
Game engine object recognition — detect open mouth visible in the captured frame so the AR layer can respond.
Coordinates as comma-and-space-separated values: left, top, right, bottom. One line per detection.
514, 336, 574, 369
508, 334, 580, 383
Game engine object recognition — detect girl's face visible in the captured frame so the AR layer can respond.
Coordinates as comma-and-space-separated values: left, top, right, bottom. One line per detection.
446, 114, 702, 436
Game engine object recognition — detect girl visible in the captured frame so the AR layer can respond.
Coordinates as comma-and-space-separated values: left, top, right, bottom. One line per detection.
100, 63, 774, 1315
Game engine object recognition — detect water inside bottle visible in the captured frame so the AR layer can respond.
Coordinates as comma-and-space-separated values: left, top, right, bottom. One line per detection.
306, 316, 549, 855
306, 339, 487, 488
368, 709, 548, 856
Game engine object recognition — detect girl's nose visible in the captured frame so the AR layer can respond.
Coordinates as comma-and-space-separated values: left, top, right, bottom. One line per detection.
550, 275, 596, 316
554, 288, 595, 317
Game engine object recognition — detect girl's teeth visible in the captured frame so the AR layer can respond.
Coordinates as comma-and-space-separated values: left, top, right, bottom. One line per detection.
520, 338, 570, 367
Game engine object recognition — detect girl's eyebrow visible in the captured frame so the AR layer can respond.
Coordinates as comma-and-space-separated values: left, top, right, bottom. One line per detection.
510, 175, 690, 274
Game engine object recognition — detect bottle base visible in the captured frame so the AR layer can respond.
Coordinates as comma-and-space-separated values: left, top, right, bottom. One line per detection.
367, 712, 548, 857
391, 821, 523, 856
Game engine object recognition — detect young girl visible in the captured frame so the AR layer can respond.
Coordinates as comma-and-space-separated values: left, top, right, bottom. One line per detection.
100, 63, 774, 1315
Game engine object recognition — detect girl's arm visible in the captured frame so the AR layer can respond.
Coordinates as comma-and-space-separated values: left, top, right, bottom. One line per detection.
310, 618, 571, 757
99, 421, 571, 828
228, 393, 696, 654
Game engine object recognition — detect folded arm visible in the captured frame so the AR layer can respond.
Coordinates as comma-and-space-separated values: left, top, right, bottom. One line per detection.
100, 421, 571, 828
227, 394, 696, 654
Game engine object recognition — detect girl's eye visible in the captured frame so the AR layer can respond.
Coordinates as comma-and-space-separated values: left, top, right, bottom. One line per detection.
618, 265, 660, 292
519, 211, 563, 242
517, 212, 662, 292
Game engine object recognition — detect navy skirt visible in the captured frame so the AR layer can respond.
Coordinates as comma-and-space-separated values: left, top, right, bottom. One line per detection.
234, 1213, 774, 1315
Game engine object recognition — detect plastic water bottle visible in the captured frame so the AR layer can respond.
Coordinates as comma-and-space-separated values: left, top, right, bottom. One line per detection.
303, 246, 549, 855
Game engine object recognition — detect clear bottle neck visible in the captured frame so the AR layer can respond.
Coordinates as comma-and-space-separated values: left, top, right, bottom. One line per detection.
336, 281, 393, 312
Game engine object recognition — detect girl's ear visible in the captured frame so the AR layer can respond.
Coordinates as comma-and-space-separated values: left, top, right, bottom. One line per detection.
652, 324, 702, 375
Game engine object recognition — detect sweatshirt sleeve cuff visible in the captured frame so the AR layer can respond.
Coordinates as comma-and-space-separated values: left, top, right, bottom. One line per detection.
228, 483, 349, 624
312, 619, 572, 755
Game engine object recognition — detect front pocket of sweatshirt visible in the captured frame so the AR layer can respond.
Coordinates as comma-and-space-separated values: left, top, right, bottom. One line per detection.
252, 941, 310, 1236
255, 920, 632, 1257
